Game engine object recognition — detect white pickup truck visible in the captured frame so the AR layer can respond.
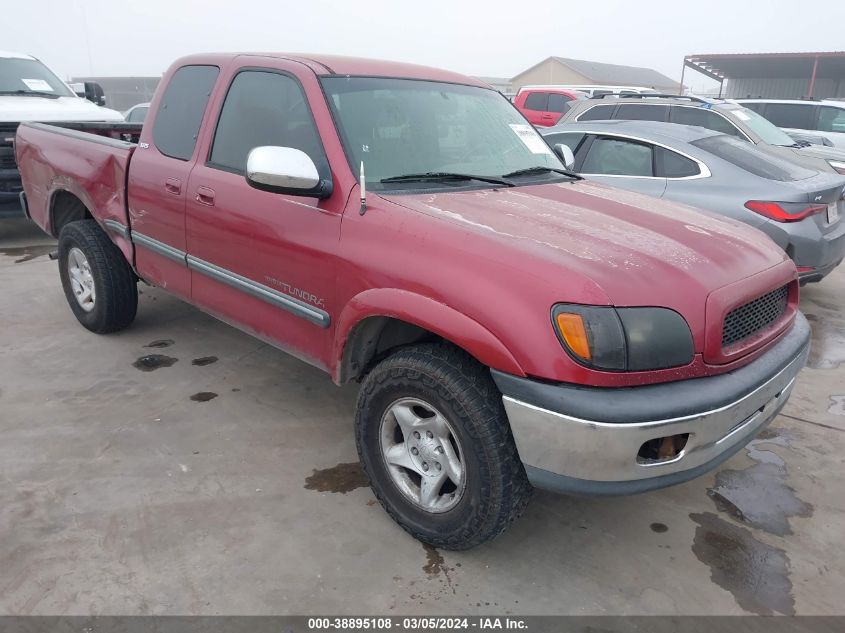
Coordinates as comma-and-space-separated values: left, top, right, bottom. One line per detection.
1, 50, 123, 216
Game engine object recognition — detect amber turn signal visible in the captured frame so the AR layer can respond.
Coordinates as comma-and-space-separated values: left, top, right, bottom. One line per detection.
555, 312, 592, 361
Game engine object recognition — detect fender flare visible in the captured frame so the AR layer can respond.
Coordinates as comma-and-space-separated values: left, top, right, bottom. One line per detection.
332, 288, 525, 383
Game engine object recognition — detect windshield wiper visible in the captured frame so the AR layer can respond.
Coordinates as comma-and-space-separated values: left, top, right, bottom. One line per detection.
502, 166, 582, 180
0, 90, 61, 99
380, 172, 514, 187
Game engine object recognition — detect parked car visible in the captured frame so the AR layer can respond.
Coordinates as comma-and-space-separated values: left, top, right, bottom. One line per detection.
123, 102, 150, 123
17, 53, 809, 549
562, 95, 845, 175
0, 50, 123, 217
513, 86, 586, 127
542, 120, 845, 284
738, 99, 845, 150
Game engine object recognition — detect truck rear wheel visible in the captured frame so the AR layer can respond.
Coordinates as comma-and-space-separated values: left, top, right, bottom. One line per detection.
355, 343, 532, 550
58, 219, 137, 333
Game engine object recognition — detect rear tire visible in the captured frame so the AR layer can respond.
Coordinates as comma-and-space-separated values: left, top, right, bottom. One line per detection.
58, 219, 137, 333
355, 343, 532, 550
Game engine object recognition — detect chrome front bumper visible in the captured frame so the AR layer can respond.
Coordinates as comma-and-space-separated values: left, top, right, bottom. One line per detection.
493, 313, 810, 495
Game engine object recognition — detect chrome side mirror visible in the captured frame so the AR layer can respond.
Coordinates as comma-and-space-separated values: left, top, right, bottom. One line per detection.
555, 144, 576, 170
246, 146, 331, 198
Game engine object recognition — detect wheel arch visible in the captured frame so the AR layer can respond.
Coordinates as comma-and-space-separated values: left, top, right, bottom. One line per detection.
49, 189, 94, 238
332, 288, 525, 384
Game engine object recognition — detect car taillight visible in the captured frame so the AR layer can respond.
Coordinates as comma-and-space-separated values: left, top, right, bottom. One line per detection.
744, 200, 827, 223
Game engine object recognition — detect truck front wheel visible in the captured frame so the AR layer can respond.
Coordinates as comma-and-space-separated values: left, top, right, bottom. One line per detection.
58, 220, 137, 333
355, 343, 532, 550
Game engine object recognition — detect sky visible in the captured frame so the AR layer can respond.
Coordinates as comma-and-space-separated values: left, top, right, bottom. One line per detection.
5, 0, 844, 93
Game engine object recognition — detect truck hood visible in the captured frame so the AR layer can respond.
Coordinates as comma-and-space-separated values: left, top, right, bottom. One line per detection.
0, 96, 123, 122
382, 179, 791, 307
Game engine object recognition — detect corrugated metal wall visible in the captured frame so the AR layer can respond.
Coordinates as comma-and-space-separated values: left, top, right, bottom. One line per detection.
726, 77, 845, 99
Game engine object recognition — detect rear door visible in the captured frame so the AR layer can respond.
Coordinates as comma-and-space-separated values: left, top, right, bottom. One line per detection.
184, 60, 341, 370
576, 134, 667, 198
128, 64, 220, 298
520, 91, 549, 126
759, 102, 817, 137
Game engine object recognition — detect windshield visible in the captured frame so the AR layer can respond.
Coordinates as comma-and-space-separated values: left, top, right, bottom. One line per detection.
0, 56, 74, 96
734, 107, 796, 146
321, 77, 563, 189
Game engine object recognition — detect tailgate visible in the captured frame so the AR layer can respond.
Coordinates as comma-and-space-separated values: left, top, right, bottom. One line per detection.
15, 121, 136, 263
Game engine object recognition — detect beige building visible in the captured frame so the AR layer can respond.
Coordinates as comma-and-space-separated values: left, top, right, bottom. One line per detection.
511, 57, 678, 93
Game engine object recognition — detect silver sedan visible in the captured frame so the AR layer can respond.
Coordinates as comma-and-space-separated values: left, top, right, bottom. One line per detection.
542, 120, 845, 283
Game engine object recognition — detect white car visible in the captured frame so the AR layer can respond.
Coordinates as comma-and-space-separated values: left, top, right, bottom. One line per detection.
1, 50, 123, 213
123, 102, 150, 123
738, 98, 845, 149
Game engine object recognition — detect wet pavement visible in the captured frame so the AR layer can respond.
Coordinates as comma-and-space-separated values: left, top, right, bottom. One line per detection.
1, 217, 844, 615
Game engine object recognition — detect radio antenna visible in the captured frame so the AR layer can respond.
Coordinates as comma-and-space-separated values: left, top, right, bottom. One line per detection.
359, 161, 367, 215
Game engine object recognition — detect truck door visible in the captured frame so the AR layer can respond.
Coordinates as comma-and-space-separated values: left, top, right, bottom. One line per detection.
127, 64, 220, 299
184, 63, 341, 371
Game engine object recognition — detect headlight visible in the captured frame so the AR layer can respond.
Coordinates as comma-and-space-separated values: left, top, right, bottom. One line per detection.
828, 160, 845, 175
552, 304, 694, 371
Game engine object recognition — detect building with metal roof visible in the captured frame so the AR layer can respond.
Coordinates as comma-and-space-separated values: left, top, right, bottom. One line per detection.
682, 52, 845, 99
510, 57, 678, 93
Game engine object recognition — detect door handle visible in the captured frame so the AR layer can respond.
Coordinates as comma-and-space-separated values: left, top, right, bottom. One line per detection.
196, 186, 215, 207
164, 178, 181, 195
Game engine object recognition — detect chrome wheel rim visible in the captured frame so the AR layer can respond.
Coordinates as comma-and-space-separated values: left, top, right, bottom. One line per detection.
379, 397, 466, 513
67, 247, 96, 312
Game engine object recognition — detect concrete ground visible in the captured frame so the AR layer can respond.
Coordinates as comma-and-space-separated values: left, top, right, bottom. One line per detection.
1, 217, 844, 616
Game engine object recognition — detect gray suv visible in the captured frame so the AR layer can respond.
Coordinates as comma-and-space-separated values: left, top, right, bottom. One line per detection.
561, 95, 845, 175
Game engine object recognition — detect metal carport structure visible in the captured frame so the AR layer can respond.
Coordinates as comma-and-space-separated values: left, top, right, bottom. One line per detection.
681, 52, 845, 99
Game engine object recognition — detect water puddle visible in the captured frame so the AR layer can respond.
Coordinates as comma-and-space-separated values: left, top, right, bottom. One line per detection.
0, 244, 55, 263
304, 462, 369, 494
192, 356, 218, 366
145, 339, 175, 349
690, 512, 794, 615
190, 392, 218, 402
805, 301, 845, 370
132, 354, 178, 372
707, 432, 812, 536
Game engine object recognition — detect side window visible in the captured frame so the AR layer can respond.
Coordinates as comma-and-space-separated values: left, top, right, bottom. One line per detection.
816, 106, 845, 133
153, 65, 219, 160
543, 132, 586, 153
581, 136, 654, 177
547, 93, 573, 113
615, 103, 668, 122
670, 106, 743, 137
523, 92, 549, 111
209, 70, 325, 174
742, 102, 764, 113
763, 103, 815, 130
654, 146, 700, 178
577, 104, 615, 121
127, 106, 148, 123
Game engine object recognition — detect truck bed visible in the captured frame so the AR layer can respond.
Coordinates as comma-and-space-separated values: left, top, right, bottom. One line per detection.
15, 121, 141, 262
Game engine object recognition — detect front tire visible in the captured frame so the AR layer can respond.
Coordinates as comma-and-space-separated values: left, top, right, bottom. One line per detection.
355, 344, 532, 550
58, 219, 137, 333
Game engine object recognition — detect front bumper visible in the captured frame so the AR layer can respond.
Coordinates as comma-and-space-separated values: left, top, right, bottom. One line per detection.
492, 312, 810, 496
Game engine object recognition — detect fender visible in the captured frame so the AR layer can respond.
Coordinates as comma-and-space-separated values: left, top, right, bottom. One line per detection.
332, 288, 526, 383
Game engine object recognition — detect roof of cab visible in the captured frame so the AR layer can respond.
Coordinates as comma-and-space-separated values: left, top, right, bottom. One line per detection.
171, 52, 490, 88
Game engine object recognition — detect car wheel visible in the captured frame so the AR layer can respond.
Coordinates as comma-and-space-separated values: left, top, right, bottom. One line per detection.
58, 219, 137, 333
355, 343, 532, 550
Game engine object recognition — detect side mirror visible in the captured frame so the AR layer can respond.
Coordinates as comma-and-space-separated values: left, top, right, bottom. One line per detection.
554, 144, 576, 170
83, 81, 106, 106
246, 146, 331, 198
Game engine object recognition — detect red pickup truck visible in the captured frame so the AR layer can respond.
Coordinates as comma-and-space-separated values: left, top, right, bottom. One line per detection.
16, 53, 810, 550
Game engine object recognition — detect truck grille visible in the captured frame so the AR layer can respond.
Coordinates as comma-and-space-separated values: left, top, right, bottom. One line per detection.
722, 285, 789, 348
0, 123, 19, 169
0, 147, 16, 169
